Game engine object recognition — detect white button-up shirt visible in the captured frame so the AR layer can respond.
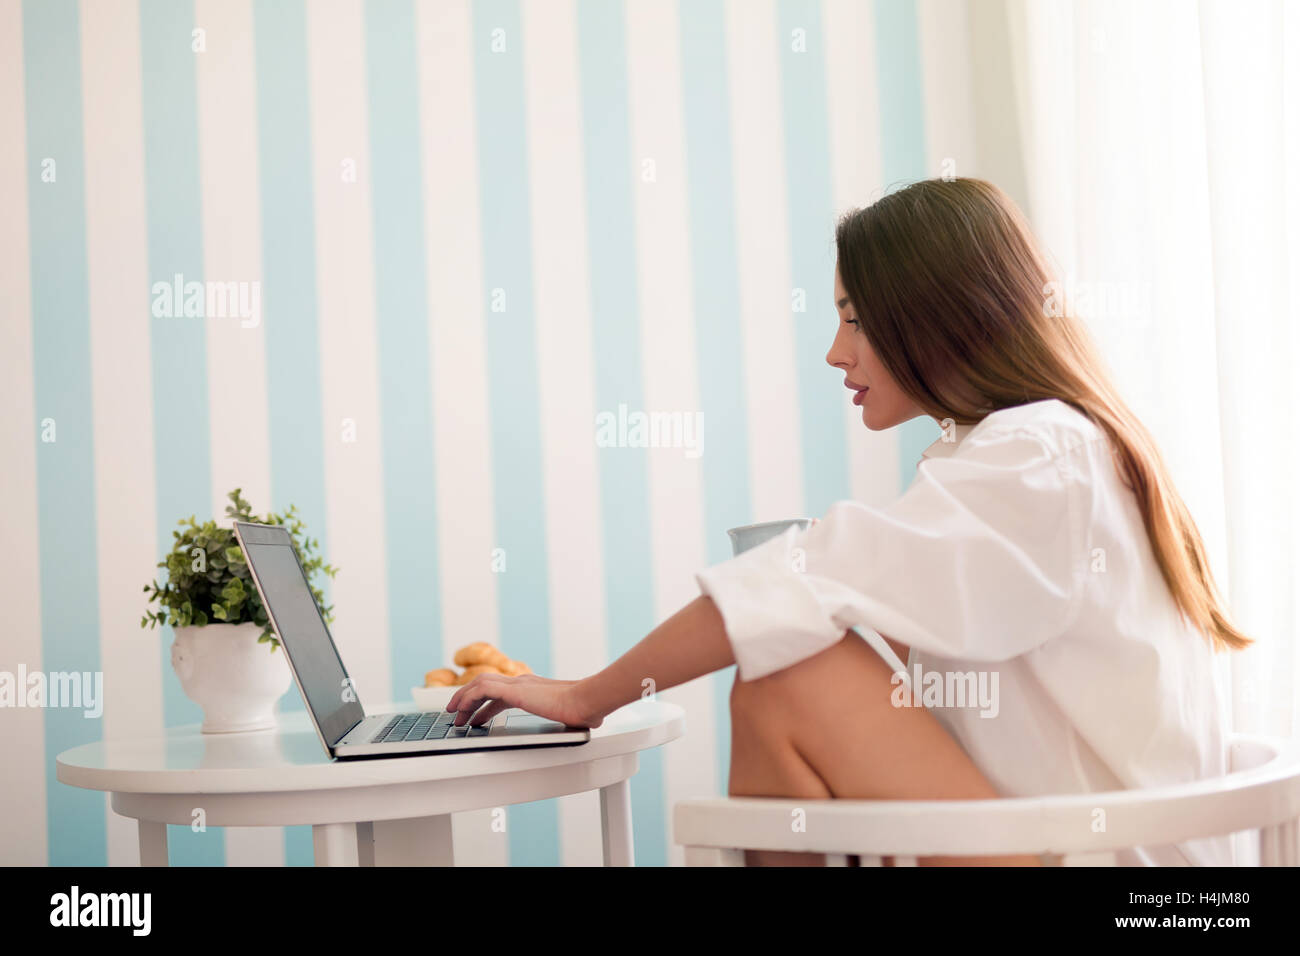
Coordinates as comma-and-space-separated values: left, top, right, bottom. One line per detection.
696, 398, 1233, 865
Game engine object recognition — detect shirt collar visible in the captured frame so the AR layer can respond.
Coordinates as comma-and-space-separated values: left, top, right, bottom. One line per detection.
920, 418, 977, 460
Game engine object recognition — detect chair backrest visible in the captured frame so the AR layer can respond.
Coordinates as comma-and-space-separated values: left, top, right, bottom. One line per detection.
677, 730, 1300, 862
1229, 732, 1284, 773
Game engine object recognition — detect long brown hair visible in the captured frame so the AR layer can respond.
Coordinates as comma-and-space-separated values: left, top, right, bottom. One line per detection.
835, 177, 1250, 652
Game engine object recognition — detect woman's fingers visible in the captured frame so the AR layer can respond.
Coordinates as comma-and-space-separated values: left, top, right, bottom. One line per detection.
466, 698, 512, 727
447, 676, 513, 724
450, 675, 547, 725
445, 672, 561, 712
444, 671, 588, 730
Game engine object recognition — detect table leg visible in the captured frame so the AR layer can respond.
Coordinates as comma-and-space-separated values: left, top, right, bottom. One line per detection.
138, 821, 168, 867
356, 821, 375, 867
372, 815, 455, 866
599, 778, 634, 866
313, 822, 361, 866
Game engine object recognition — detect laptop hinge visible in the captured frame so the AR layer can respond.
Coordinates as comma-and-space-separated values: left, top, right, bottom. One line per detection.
334, 715, 365, 748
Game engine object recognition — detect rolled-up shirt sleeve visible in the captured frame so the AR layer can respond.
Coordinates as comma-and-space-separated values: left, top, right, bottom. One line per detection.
695, 426, 1087, 680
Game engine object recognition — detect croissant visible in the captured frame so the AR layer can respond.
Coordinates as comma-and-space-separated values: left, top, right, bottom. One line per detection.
455, 663, 505, 685
453, 641, 509, 669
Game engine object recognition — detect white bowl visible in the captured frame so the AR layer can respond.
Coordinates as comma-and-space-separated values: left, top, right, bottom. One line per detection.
411, 685, 459, 712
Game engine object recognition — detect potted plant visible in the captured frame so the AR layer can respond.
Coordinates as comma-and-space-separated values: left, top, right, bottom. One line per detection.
142, 489, 337, 733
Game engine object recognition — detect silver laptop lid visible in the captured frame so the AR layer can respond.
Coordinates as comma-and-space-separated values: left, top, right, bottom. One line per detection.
232, 521, 362, 749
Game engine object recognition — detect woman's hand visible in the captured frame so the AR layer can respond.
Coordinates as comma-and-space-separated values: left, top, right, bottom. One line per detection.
445, 674, 603, 729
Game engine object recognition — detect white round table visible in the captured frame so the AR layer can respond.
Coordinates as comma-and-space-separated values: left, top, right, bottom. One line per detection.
56, 699, 684, 866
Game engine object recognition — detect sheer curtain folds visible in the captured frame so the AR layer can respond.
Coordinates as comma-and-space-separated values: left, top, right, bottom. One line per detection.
1007, 0, 1300, 737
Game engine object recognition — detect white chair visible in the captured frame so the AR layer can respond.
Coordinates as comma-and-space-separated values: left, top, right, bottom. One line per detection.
675, 732, 1300, 866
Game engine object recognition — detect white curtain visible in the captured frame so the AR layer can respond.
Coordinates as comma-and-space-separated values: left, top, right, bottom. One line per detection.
1006, 0, 1300, 739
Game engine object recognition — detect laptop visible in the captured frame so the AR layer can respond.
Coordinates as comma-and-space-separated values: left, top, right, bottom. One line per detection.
232, 521, 590, 759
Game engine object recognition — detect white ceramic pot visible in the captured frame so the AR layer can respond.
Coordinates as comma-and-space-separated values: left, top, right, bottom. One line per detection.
170, 622, 292, 733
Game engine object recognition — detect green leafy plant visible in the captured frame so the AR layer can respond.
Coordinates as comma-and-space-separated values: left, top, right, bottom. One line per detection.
141, 489, 337, 652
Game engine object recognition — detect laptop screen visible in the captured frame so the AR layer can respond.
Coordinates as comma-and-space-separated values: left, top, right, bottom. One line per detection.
235, 523, 363, 747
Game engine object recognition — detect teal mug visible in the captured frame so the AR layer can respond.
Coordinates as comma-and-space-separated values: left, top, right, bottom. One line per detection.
726, 518, 813, 557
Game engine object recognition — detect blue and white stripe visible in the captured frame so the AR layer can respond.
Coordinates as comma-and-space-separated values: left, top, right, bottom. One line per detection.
2, 0, 982, 866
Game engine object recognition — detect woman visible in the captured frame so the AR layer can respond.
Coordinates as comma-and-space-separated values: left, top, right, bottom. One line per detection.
447, 177, 1250, 866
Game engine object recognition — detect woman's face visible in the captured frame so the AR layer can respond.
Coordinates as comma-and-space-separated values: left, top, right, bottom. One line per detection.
826, 265, 924, 431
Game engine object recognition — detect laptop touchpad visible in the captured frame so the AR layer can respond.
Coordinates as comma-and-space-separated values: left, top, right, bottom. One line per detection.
503, 714, 567, 734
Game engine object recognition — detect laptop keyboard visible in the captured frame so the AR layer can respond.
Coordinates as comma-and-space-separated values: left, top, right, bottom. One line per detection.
370, 711, 492, 744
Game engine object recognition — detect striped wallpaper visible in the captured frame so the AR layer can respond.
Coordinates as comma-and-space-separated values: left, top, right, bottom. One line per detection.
1, 0, 997, 866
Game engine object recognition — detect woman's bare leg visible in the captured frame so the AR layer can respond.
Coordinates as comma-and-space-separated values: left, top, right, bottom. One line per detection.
727, 669, 836, 867
728, 629, 1040, 866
